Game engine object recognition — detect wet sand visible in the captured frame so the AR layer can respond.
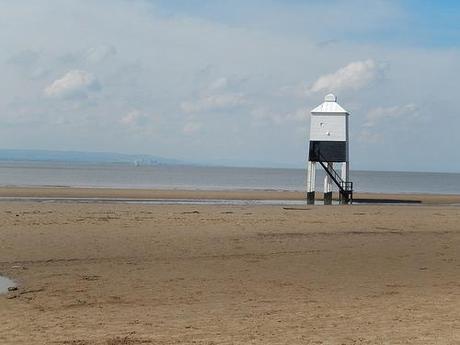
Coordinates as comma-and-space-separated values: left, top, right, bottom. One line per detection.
0, 188, 460, 344
1, 186, 460, 204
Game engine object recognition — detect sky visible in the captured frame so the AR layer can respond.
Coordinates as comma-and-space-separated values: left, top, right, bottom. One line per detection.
1, 0, 460, 172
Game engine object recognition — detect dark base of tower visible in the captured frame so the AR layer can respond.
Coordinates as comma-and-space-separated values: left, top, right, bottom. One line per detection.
306, 192, 353, 205
306, 192, 315, 205
339, 193, 353, 205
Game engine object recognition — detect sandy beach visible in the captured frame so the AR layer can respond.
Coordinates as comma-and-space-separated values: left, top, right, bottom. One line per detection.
1, 187, 460, 344
1, 186, 460, 204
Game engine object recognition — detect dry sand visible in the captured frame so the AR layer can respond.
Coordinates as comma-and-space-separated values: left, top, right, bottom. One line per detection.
1, 188, 460, 344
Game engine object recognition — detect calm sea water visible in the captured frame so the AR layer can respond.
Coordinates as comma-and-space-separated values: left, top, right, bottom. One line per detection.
0, 161, 459, 195
0, 276, 15, 294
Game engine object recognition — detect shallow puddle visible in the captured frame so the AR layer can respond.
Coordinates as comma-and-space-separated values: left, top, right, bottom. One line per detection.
0, 276, 16, 294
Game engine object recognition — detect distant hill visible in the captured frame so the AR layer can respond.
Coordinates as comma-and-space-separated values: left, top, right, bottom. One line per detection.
0, 149, 182, 166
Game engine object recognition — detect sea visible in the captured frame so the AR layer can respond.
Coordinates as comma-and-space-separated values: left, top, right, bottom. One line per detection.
0, 161, 459, 195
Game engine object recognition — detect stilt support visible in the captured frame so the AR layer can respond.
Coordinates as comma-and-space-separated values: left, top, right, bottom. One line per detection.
340, 162, 349, 205
323, 162, 333, 205
306, 161, 316, 205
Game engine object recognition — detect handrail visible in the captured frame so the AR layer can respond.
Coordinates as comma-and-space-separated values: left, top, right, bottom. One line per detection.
315, 150, 353, 203
318, 161, 347, 193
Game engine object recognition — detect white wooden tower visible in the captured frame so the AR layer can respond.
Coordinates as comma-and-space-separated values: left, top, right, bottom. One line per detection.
306, 94, 352, 205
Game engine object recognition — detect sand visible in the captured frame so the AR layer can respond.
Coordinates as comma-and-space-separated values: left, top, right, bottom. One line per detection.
1, 187, 460, 344
1, 186, 460, 204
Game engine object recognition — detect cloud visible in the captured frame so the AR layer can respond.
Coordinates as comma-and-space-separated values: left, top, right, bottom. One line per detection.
84, 45, 117, 64
364, 103, 419, 128
205, 76, 248, 92
181, 93, 247, 113
181, 77, 249, 113
357, 130, 384, 144
183, 121, 203, 134
44, 70, 100, 99
309, 59, 384, 94
251, 107, 306, 125
358, 103, 421, 143
207, 77, 229, 92
6, 50, 39, 66
30, 67, 50, 80
119, 110, 150, 127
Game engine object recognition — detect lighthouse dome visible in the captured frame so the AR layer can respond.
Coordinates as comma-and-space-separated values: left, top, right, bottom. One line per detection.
324, 93, 337, 102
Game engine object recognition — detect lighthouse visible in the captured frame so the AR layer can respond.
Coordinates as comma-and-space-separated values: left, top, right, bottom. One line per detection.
306, 94, 353, 205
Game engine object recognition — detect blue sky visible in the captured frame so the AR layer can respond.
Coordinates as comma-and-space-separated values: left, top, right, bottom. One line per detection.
1, 0, 460, 171
154, 0, 460, 47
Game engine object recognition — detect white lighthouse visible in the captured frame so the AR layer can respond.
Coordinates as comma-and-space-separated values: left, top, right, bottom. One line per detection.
306, 94, 353, 205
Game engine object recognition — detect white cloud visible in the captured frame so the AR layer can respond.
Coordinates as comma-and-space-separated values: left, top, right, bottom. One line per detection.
309, 59, 384, 94
251, 107, 306, 125
84, 45, 117, 64
206, 76, 248, 92
358, 103, 421, 143
207, 77, 229, 92
181, 93, 247, 113
44, 70, 100, 99
364, 103, 419, 128
119, 110, 150, 128
357, 130, 384, 143
181, 77, 249, 113
183, 121, 202, 134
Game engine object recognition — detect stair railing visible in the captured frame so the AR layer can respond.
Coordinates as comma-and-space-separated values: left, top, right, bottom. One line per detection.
315, 150, 353, 203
